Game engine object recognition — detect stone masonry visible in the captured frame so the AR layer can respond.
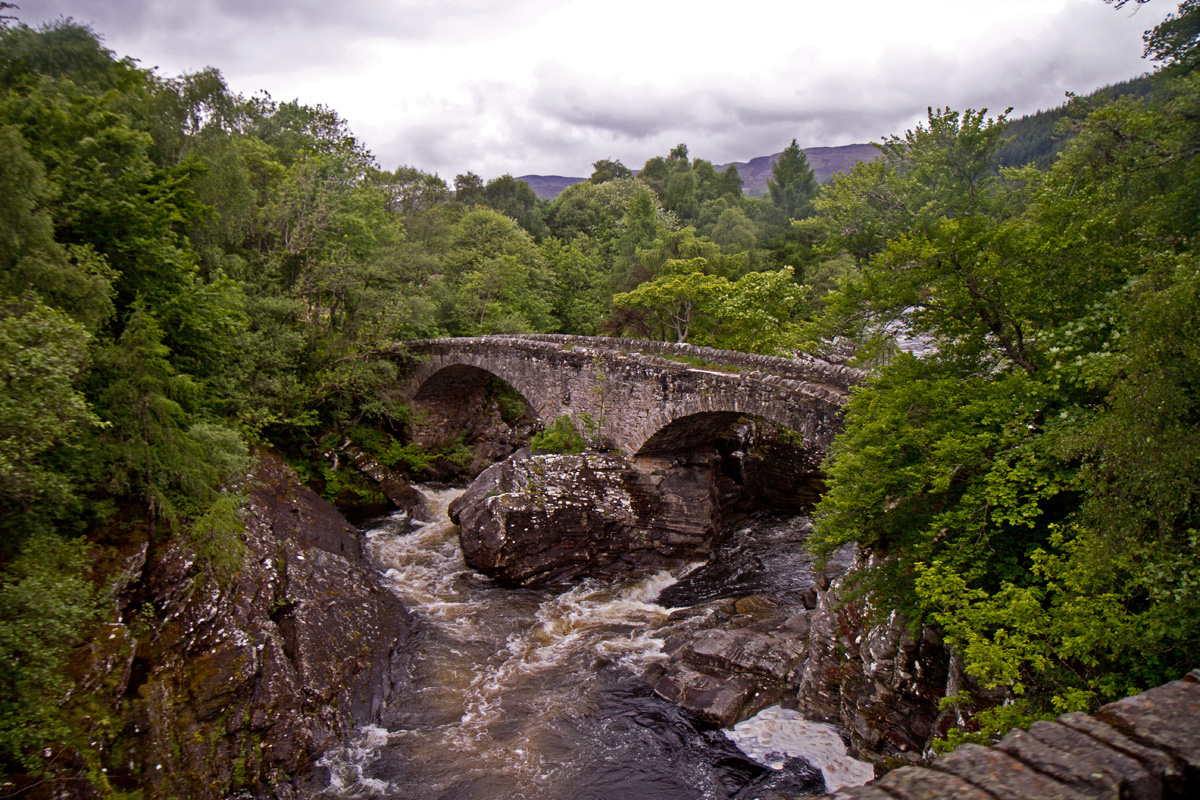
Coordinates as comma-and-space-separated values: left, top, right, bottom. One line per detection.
819, 669, 1200, 800
393, 335, 860, 458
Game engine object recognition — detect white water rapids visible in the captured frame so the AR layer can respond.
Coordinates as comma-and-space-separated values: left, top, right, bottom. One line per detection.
316, 486, 872, 800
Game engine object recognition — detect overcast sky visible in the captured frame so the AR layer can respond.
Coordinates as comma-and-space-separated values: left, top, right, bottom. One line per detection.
21, 0, 1174, 180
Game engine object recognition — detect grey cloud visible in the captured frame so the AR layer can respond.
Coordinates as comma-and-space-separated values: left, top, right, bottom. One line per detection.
20, 0, 1166, 181
24, 0, 561, 76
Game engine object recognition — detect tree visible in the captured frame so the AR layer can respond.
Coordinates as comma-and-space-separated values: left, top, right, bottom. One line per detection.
0, 298, 99, 548
767, 139, 819, 219
704, 267, 806, 355
454, 171, 484, 204
611, 258, 727, 342
96, 301, 245, 531
481, 174, 547, 237
1108, 0, 1200, 72
0, 535, 102, 772
0, 125, 113, 330
709, 205, 758, 253
811, 73, 1200, 740
589, 158, 632, 184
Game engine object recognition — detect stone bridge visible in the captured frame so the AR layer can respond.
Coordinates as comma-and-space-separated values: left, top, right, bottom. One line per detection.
392, 334, 862, 460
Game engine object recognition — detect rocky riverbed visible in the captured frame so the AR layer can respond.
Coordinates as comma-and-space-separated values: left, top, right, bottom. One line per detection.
79, 439, 967, 799
448, 447, 970, 774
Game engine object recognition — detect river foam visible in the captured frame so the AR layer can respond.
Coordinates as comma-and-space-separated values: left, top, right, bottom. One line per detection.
724, 705, 875, 792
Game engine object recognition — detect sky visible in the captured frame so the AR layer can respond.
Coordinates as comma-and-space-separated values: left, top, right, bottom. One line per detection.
21, 0, 1175, 181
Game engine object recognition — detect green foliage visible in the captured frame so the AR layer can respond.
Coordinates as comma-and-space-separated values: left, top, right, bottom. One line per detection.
380, 441, 435, 474
530, 415, 587, 455
612, 258, 728, 343
0, 125, 114, 329
0, 535, 102, 774
8, 11, 1197, 776
1142, 0, 1200, 72
0, 297, 99, 546
812, 56, 1200, 743
589, 158, 632, 184
188, 494, 246, 587
704, 267, 807, 355
486, 377, 530, 424
613, 259, 805, 355
481, 174, 547, 238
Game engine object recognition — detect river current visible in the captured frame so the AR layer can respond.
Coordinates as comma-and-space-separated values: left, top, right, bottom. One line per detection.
317, 487, 870, 800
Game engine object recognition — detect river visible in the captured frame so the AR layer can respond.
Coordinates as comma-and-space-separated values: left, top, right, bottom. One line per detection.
316, 486, 870, 800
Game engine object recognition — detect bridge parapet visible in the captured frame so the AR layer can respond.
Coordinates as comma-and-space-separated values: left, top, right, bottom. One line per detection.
484, 333, 864, 392
391, 336, 860, 458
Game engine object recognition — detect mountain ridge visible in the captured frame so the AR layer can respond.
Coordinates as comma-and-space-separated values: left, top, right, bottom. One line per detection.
518, 142, 881, 200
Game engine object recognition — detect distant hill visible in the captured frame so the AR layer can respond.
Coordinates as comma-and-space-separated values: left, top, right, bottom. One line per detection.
518, 142, 881, 200
995, 74, 1158, 170
517, 175, 586, 199
714, 143, 881, 197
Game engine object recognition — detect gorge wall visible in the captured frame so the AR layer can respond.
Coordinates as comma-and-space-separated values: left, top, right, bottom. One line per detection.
73, 450, 413, 800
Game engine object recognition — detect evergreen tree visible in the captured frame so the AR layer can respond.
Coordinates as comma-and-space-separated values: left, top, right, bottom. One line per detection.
767, 139, 819, 219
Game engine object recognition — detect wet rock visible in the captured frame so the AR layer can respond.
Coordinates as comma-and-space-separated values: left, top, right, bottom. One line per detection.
793, 568, 952, 767
343, 442, 422, 510
125, 448, 412, 800
742, 756, 827, 799
650, 609, 813, 729
780, 612, 811, 639
651, 661, 763, 728
450, 450, 727, 585
684, 629, 807, 683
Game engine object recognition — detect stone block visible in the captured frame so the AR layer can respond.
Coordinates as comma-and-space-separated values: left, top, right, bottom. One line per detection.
819, 786, 896, 800
1057, 712, 1184, 796
1096, 677, 1200, 781
995, 727, 1119, 799
650, 661, 758, 728
934, 743, 1092, 800
1027, 720, 1160, 800
875, 765, 995, 800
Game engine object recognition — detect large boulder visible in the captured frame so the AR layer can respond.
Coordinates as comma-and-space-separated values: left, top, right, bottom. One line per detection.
449, 450, 736, 585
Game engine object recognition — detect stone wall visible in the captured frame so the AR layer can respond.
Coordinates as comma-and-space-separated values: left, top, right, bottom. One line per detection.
819, 669, 1200, 800
488, 333, 864, 391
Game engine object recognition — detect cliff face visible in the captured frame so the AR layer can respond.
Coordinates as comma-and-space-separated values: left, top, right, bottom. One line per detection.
81, 450, 411, 800
793, 569, 954, 766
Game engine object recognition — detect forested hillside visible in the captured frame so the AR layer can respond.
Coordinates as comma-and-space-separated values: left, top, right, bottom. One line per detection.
1, 0, 1198, 792
806, 0, 1200, 744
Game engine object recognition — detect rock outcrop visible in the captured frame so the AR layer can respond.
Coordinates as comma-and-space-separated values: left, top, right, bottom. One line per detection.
649, 599, 812, 728
83, 449, 412, 800
449, 449, 736, 585
647, 546, 957, 771
792, 574, 952, 766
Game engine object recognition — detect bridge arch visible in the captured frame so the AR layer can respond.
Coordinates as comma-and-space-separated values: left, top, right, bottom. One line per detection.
405, 363, 541, 467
